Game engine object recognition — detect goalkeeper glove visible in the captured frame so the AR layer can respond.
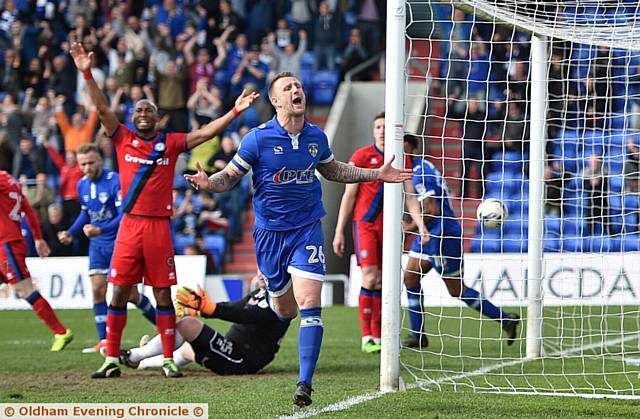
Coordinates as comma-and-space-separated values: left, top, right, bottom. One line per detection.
175, 286, 217, 317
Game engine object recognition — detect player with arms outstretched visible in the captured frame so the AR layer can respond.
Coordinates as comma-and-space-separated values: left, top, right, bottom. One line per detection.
69, 41, 258, 378
0, 170, 73, 351
185, 71, 412, 406
58, 144, 157, 353
403, 135, 520, 348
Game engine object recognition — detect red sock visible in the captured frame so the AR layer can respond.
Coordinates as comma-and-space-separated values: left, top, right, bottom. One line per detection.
371, 290, 382, 340
156, 309, 176, 359
26, 291, 66, 335
106, 307, 127, 358
359, 288, 373, 338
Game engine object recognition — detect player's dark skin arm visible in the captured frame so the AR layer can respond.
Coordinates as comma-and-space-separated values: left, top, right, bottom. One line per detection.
317, 159, 379, 183
421, 196, 440, 225
69, 42, 119, 136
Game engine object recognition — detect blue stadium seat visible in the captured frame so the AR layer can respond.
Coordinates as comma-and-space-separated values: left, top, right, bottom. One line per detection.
622, 234, 640, 251
491, 151, 523, 174
203, 235, 226, 272
561, 236, 584, 252
174, 234, 195, 254
583, 236, 620, 252
502, 234, 527, 253
469, 237, 502, 253
310, 70, 339, 105
562, 218, 587, 236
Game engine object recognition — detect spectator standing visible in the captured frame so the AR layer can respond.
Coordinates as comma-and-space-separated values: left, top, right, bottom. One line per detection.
313, 1, 341, 71
447, 97, 487, 198
12, 135, 45, 181
355, 0, 385, 59
289, 0, 315, 47
340, 28, 368, 81
187, 80, 224, 130
583, 155, 610, 235
268, 30, 307, 76
44, 142, 83, 226
624, 138, 640, 194
153, 58, 189, 132
55, 96, 98, 152
41, 203, 73, 256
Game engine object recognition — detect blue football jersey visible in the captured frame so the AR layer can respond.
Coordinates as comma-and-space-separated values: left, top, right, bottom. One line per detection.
68, 169, 122, 246
231, 116, 334, 231
412, 157, 461, 237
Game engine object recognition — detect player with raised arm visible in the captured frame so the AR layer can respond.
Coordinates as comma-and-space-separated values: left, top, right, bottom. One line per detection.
69, 41, 258, 379
402, 135, 520, 348
0, 170, 74, 351
118, 272, 290, 375
184, 71, 412, 406
58, 144, 157, 353
333, 112, 417, 354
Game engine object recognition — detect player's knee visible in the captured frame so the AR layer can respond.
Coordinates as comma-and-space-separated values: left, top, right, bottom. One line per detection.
111, 285, 133, 306
153, 287, 172, 306
14, 278, 35, 299
404, 272, 421, 289
275, 305, 298, 320
177, 317, 204, 341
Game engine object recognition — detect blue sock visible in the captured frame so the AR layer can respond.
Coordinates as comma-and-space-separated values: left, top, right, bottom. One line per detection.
298, 307, 323, 387
93, 302, 108, 340
461, 287, 509, 323
406, 286, 424, 336
136, 294, 157, 325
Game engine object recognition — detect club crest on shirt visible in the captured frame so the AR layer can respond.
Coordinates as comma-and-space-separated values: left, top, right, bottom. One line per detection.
154, 142, 166, 152
308, 143, 318, 158
370, 157, 379, 165
98, 192, 109, 204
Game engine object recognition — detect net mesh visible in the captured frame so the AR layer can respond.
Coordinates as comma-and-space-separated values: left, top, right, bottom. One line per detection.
400, 0, 640, 396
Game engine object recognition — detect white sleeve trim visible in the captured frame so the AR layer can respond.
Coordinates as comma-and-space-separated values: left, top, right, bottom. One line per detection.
318, 154, 335, 164
417, 190, 436, 202
232, 155, 252, 172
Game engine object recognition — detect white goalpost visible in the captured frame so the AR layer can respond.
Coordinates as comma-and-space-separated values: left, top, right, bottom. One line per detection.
382, 0, 640, 397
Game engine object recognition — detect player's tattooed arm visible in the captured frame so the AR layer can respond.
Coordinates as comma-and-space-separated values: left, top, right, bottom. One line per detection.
184, 161, 244, 192
207, 165, 244, 192
318, 156, 413, 184
317, 160, 378, 183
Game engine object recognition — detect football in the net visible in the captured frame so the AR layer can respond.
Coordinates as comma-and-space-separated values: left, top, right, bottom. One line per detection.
476, 198, 508, 228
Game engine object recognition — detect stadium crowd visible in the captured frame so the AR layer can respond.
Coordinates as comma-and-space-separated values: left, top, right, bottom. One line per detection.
0, 0, 387, 271
429, 5, 640, 251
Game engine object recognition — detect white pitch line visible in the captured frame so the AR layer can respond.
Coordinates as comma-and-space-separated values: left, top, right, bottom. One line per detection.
277, 392, 385, 419
278, 332, 640, 418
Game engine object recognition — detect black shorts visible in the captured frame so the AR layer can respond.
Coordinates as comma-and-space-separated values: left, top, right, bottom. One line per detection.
190, 325, 259, 375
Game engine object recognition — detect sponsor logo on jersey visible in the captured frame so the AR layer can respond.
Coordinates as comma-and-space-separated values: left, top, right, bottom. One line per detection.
98, 192, 109, 204
124, 153, 170, 166
272, 166, 315, 185
308, 143, 318, 158
88, 208, 114, 223
110, 268, 117, 278
274, 146, 284, 155
132, 139, 139, 147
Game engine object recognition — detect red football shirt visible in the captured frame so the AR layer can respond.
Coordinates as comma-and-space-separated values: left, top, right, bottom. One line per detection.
0, 170, 43, 245
112, 125, 187, 217
349, 144, 412, 223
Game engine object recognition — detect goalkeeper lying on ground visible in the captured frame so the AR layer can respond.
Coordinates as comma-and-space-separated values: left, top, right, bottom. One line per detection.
117, 273, 291, 375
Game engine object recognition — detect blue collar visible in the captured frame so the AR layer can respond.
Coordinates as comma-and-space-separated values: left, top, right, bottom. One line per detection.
271, 115, 309, 136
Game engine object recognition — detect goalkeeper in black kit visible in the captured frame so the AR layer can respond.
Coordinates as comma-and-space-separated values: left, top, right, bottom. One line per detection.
118, 274, 291, 375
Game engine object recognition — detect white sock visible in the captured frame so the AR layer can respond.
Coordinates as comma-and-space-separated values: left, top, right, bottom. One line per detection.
129, 333, 185, 363
139, 345, 191, 369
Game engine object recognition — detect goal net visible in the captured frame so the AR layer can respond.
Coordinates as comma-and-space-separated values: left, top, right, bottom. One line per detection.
399, 0, 640, 397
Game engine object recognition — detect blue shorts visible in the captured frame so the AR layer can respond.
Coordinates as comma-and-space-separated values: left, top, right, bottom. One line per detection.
409, 233, 463, 278
254, 220, 326, 297
88, 243, 114, 276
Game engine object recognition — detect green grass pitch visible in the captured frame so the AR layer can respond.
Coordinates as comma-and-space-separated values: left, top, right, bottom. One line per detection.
1, 306, 640, 418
